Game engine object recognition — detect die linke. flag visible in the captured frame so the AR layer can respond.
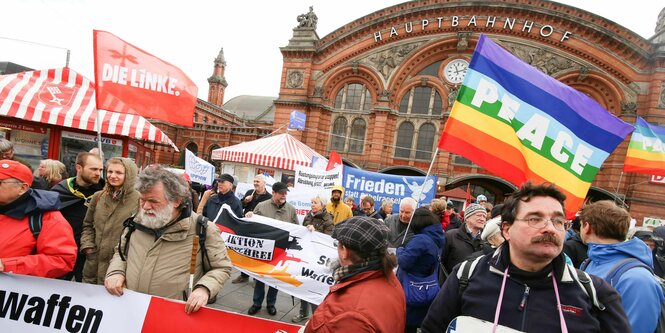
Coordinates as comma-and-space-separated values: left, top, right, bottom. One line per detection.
438, 34, 634, 214
624, 116, 665, 176
93, 30, 197, 127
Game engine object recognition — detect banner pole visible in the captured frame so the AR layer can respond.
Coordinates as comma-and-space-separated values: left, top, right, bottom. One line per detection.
400, 147, 439, 245
95, 109, 104, 161
613, 171, 627, 207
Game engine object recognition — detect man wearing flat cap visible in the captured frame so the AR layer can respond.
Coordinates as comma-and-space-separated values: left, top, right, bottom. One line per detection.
245, 181, 298, 316
202, 173, 244, 222
304, 216, 406, 332
0, 160, 77, 278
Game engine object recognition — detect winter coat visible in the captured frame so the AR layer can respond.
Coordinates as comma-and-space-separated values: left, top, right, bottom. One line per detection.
305, 270, 406, 333
325, 186, 353, 224
421, 246, 631, 333
303, 208, 334, 235
385, 214, 415, 248
446, 211, 462, 230
106, 211, 232, 300
51, 177, 105, 244
563, 233, 588, 268
196, 189, 215, 215
396, 223, 445, 326
253, 199, 299, 224
241, 189, 272, 214
442, 224, 482, 273
0, 189, 77, 278
80, 158, 139, 284
584, 237, 665, 333
202, 190, 244, 221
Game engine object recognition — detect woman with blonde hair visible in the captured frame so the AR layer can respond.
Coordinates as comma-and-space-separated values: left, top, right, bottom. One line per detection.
36, 159, 69, 189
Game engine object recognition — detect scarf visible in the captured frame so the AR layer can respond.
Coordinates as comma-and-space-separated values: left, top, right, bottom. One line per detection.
333, 258, 382, 282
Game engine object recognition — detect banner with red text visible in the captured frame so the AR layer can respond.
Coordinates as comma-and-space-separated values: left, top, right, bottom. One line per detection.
93, 30, 197, 127
0, 273, 300, 332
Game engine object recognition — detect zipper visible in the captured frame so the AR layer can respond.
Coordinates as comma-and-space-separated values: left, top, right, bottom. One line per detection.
519, 285, 530, 331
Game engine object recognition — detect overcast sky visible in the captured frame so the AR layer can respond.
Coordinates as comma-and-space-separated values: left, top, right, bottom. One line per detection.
1, 1, 663, 102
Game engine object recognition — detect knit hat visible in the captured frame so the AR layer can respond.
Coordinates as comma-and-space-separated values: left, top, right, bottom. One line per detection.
481, 216, 502, 241
332, 216, 389, 257
464, 203, 485, 221
477, 194, 487, 203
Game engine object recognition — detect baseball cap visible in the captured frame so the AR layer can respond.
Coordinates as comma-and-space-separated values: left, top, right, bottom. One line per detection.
272, 181, 289, 193
217, 173, 234, 183
332, 216, 389, 257
0, 160, 33, 186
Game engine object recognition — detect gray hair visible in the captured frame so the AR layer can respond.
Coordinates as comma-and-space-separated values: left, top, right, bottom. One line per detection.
381, 199, 393, 209
0, 139, 14, 152
400, 197, 417, 210
254, 174, 266, 183
136, 165, 190, 204
312, 194, 328, 206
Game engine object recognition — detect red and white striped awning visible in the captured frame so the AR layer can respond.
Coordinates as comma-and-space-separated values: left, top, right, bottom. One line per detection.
211, 133, 324, 171
0, 68, 177, 150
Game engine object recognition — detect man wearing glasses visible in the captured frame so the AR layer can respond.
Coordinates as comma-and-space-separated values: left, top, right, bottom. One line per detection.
422, 182, 630, 333
0, 160, 77, 278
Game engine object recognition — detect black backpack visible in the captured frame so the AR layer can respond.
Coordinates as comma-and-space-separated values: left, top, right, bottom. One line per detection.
27, 213, 43, 254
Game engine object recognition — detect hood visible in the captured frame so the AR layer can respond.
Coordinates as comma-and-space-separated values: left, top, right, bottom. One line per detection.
586, 238, 654, 274
654, 226, 665, 240
420, 223, 445, 249
0, 189, 61, 219
104, 157, 138, 199
331, 184, 345, 197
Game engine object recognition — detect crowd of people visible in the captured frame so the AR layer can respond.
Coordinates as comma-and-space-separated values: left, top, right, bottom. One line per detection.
1, 139, 664, 332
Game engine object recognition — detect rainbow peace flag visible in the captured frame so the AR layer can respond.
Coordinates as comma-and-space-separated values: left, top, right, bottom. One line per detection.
624, 117, 665, 176
438, 35, 634, 214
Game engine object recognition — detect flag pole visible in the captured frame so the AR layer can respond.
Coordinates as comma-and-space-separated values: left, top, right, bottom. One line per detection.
400, 147, 439, 245
95, 109, 104, 161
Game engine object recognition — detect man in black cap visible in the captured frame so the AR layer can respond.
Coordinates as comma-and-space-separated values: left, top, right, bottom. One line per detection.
245, 181, 298, 316
304, 216, 406, 332
202, 173, 243, 222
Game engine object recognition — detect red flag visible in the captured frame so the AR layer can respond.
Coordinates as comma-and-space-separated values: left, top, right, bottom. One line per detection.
463, 183, 471, 209
326, 150, 343, 171
93, 30, 197, 127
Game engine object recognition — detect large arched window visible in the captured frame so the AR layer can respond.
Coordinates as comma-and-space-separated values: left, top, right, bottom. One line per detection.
399, 86, 443, 115
330, 117, 347, 151
395, 122, 414, 158
348, 118, 366, 153
334, 83, 372, 111
415, 123, 436, 160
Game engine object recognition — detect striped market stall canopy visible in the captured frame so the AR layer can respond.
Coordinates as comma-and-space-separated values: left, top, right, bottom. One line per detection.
0, 67, 177, 150
211, 133, 324, 171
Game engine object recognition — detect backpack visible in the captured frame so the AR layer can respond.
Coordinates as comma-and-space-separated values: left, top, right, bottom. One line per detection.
582, 257, 665, 333
458, 255, 606, 311
27, 213, 43, 254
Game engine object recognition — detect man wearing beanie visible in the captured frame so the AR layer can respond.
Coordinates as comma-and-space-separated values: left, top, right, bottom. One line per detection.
304, 216, 406, 332
442, 203, 486, 273
0, 160, 77, 278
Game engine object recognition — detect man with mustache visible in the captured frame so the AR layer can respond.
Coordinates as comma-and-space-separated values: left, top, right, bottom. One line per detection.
422, 182, 630, 333
104, 165, 232, 314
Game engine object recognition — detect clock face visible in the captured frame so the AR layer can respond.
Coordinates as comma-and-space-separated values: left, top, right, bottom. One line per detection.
444, 59, 469, 84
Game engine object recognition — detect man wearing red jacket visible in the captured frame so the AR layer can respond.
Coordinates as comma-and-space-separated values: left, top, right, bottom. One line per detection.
0, 160, 77, 278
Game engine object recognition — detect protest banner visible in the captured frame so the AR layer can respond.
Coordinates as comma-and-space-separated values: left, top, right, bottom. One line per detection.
294, 165, 342, 190
342, 167, 437, 211
216, 205, 337, 305
0, 273, 300, 332
185, 149, 215, 186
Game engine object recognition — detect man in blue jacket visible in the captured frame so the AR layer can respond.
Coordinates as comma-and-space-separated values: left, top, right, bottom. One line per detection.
202, 173, 243, 221
580, 200, 665, 333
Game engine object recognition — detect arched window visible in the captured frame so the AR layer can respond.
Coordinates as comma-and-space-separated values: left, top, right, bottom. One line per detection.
186, 142, 198, 155
333, 83, 372, 111
330, 117, 347, 151
415, 123, 436, 160
348, 118, 366, 153
395, 122, 414, 158
399, 86, 443, 115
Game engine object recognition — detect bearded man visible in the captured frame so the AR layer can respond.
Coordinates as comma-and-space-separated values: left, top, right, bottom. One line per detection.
104, 165, 232, 314
325, 185, 352, 225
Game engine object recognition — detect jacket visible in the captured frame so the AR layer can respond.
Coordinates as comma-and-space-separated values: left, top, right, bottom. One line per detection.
241, 189, 272, 214
305, 270, 406, 333
253, 199, 299, 224
563, 233, 588, 268
202, 190, 244, 221
385, 214, 414, 248
303, 208, 334, 235
396, 223, 445, 326
325, 186, 353, 224
442, 224, 482, 273
421, 245, 630, 333
51, 177, 105, 244
0, 189, 77, 278
106, 211, 233, 300
584, 237, 665, 333
80, 158, 139, 284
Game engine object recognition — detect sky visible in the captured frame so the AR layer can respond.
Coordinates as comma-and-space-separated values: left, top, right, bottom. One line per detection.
1, 0, 663, 102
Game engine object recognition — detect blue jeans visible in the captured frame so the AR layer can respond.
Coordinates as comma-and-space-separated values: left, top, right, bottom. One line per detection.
253, 280, 278, 306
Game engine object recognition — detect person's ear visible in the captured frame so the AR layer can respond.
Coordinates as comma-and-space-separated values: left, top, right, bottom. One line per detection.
501, 222, 511, 241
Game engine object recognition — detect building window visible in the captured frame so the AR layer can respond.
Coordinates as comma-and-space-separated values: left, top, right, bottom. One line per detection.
334, 83, 372, 111
395, 122, 414, 158
348, 118, 366, 153
452, 154, 475, 166
415, 123, 436, 160
331, 117, 347, 151
399, 86, 443, 115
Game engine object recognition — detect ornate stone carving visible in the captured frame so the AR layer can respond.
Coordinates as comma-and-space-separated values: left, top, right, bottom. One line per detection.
505, 43, 576, 76
364, 43, 420, 80
656, 7, 665, 34
313, 86, 324, 97
286, 69, 304, 89
577, 66, 589, 82
296, 6, 318, 29
448, 85, 459, 108
621, 101, 637, 114
457, 32, 472, 52
659, 82, 665, 109
379, 90, 391, 102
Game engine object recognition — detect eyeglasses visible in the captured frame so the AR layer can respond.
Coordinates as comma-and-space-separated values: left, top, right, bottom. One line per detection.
0, 179, 24, 186
515, 216, 571, 231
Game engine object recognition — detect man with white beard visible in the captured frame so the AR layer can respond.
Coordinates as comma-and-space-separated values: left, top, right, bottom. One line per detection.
104, 165, 232, 314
